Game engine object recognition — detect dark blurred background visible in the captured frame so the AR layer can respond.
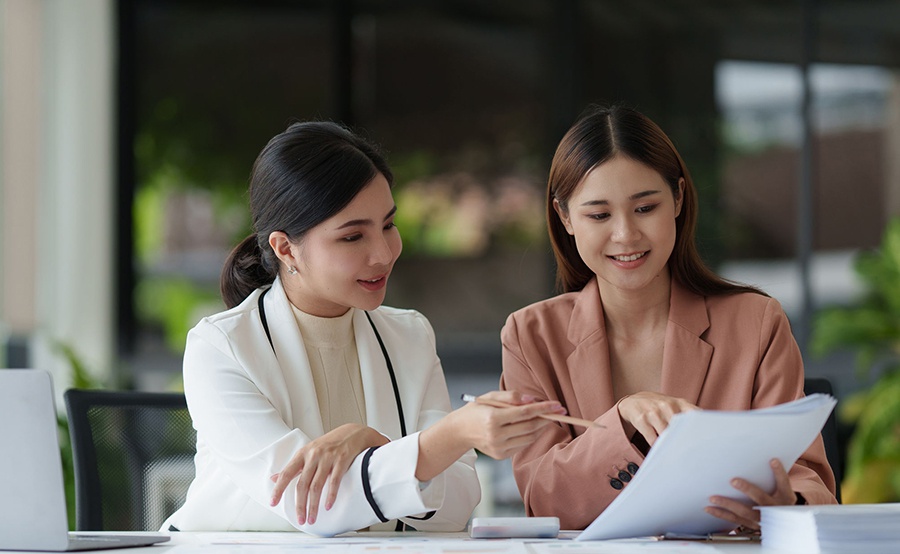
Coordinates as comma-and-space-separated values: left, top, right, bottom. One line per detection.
118, 1, 895, 393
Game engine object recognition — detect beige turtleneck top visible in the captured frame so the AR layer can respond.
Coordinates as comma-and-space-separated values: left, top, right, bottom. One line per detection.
289, 305, 367, 431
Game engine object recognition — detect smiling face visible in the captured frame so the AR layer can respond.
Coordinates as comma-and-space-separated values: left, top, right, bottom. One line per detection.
554, 155, 683, 299
270, 173, 402, 317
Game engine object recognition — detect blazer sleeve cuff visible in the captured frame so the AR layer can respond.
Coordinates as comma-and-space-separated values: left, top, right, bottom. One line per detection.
791, 478, 838, 505
365, 431, 445, 520
286, 433, 442, 537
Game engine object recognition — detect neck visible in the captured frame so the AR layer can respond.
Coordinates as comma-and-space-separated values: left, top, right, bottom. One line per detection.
597, 271, 671, 340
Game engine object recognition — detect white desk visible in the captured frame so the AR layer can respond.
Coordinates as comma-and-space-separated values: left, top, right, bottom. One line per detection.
33, 531, 765, 553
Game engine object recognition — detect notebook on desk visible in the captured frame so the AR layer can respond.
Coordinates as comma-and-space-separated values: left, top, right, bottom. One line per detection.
0, 369, 170, 551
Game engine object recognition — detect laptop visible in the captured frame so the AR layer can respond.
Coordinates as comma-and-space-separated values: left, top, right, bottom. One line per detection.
0, 369, 170, 551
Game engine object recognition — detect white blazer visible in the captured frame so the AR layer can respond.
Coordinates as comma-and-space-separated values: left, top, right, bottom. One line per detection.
163, 277, 481, 536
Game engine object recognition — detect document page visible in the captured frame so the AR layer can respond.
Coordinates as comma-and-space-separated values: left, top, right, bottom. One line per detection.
578, 394, 836, 541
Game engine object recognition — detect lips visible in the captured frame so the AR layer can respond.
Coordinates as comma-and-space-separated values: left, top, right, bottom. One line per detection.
357, 274, 388, 292
609, 251, 647, 262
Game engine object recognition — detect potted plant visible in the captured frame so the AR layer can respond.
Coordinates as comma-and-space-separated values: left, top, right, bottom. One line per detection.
812, 218, 900, 503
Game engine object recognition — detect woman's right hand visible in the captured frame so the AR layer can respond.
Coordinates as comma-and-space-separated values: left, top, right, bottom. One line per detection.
617, 392, 699, 446
269, 423, 389, 526
453, 390, 566, 460
415, 390, 566, 481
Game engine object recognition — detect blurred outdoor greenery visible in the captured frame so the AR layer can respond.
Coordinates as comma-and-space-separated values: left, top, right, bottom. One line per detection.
53, 341, 106, 530
812, 217, 900, 503
133, 121, 546, 355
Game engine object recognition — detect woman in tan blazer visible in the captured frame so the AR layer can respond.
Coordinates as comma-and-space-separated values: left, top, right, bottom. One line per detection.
500, 105, 837, 532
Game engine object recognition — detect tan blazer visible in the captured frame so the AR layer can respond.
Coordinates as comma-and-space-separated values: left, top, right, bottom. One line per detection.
500, 278, 836, 530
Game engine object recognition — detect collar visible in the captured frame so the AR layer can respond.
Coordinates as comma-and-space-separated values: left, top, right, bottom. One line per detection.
564, 277, 714, 415
567, 277, 711, 345
261, 278, 405, 439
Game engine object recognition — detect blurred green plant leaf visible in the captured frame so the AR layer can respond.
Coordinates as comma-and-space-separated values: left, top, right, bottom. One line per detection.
813, 218, 900, 503
136, 277, 221, 353
50, 342, 106, 529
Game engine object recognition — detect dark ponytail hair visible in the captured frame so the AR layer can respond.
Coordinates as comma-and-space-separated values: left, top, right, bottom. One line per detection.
221, 121, 393, 308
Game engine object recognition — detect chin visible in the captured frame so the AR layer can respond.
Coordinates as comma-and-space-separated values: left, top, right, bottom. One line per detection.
357, 295, 387, 312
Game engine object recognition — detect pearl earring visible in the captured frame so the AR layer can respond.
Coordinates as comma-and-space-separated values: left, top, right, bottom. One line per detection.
288, 266, 297, 275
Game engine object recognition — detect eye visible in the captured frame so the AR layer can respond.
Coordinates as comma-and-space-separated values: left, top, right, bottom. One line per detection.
636, 204, 658, 214
587, 212, 610, 221
384, 221, 397, 230
342, 234, 363, 242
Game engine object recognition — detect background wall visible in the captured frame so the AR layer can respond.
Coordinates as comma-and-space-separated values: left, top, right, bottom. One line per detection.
1, 0, 115, 391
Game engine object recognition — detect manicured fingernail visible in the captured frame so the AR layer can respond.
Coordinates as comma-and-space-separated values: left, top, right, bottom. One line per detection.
298, 516, 305, 525
731, 478, 741, 487
522, 394, 535, 402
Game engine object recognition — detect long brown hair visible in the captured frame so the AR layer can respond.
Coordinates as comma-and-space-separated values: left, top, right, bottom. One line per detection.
547, 104, 763, 297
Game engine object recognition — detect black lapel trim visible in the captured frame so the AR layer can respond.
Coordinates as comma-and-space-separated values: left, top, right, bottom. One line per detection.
258, 287, 275, 356
364, 311, 407, 437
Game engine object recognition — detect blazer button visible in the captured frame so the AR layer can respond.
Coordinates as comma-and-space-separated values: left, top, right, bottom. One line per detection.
627, 462, 639, 475
618, 470, 632, 483
609, 478, 624, 490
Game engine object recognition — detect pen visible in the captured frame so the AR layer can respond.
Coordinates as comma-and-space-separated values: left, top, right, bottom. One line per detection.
461, 393, 604, 429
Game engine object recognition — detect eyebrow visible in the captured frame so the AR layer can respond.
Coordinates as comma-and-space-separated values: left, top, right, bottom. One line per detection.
335, 205, 397, 230
579, 190, 662, 206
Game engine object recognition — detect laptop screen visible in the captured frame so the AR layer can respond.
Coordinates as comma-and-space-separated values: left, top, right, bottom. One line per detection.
0, 369, 80, 550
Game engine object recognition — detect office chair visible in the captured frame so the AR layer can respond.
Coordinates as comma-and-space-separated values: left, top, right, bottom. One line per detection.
803, 377, 843, 503
64, 389, 196, 531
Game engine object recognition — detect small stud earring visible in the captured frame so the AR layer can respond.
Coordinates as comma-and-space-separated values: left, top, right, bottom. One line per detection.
287, 266, 297, 275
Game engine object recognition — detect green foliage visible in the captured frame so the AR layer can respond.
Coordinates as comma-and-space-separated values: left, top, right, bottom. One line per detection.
136, 277, 222, 353
132, 157, 245, 358
134, 174, 251, 267
812, 218, 900, 503
133, 172, 170, 266
812, 219, 900, 374
838, 369, 900, 503
389, 151, 545, 258
51, 341, 106, 530
53, 341, 104, 390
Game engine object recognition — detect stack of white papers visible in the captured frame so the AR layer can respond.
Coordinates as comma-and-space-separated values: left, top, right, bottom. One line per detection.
578, 394, 837, 541
759, 503, 900, 554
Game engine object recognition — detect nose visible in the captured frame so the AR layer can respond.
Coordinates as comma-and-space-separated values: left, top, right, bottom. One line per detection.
370, 232, 395, 266
612, 214, 641, 244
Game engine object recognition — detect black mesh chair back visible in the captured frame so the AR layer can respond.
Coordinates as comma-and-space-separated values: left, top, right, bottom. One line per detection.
64, 389, 196, 531
803, 377, 843, 503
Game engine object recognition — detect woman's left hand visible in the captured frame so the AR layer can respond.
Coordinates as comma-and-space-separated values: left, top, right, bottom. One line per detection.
705, 459, 797, 531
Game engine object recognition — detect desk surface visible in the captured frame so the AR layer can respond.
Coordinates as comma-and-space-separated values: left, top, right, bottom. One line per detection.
4, 531, 764, 553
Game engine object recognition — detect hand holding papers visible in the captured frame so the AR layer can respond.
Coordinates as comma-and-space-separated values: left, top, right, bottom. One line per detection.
578, 394, 837, 541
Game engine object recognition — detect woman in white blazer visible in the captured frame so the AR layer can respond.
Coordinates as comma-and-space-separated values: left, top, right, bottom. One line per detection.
163, 122, 564, 536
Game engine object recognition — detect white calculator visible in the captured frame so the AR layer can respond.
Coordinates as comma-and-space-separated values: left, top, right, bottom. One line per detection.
469, 517, 560, 539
